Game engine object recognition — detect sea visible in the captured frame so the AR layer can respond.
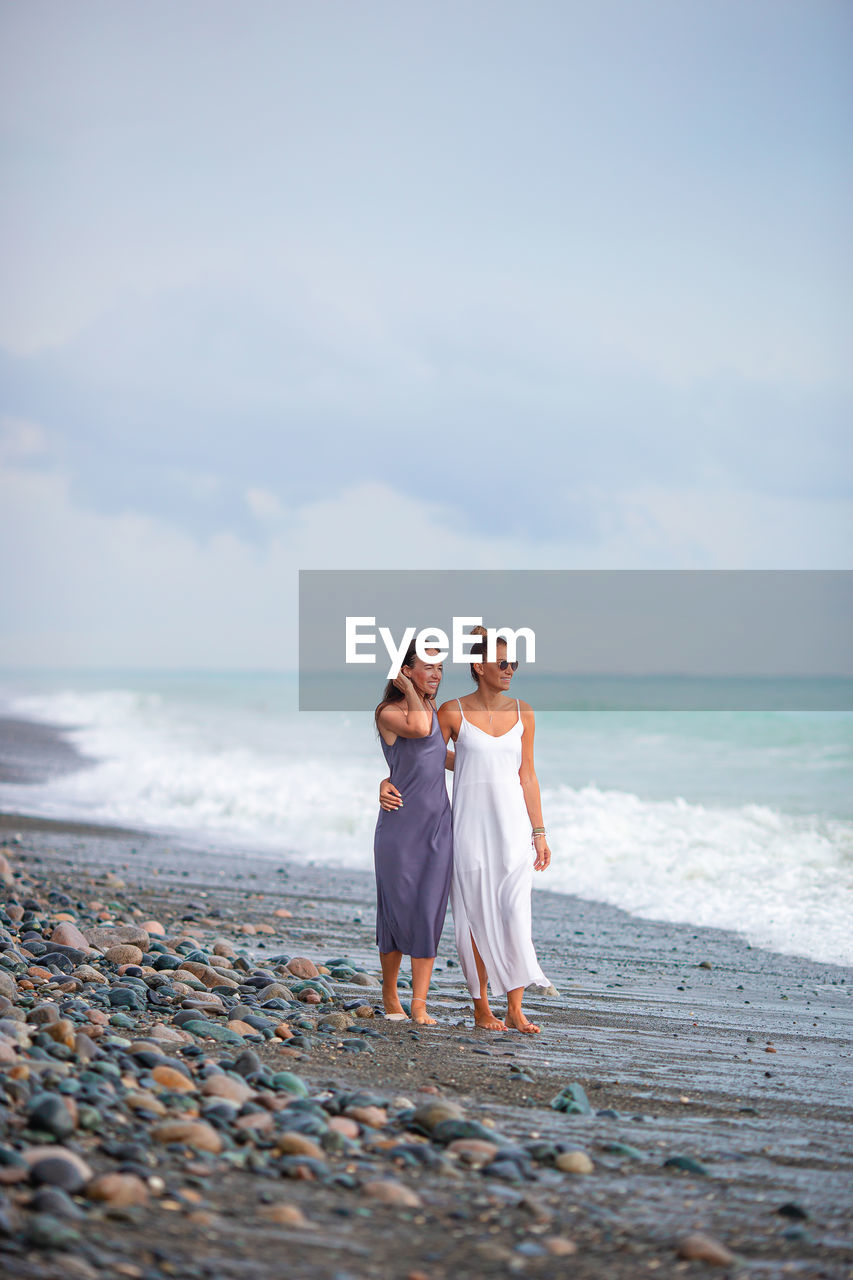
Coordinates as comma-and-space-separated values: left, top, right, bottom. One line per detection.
0, 670, 851, 969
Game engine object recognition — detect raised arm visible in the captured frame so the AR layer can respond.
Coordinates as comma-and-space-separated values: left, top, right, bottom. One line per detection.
518, 702, 551, 872
376, 673, 432, 745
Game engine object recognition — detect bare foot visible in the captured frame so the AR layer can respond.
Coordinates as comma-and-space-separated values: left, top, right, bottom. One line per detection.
473, 1000, 507, 1030
410, 997, 437, 1025
505, 1013, 540, 1034
382, 983, 407, 1018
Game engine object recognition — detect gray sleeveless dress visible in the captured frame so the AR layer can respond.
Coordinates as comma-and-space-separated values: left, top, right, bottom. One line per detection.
373, 705, 453, 958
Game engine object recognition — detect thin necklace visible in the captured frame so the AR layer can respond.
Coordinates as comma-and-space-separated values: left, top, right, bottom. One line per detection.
472, 697, 501, 726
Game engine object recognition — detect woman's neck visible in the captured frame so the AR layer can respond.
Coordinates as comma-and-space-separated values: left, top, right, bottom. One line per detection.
472, 687, 507, 712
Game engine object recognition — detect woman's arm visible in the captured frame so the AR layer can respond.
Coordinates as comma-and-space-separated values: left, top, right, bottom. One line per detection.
379, 776, 403, 811
379, 707, 453, 808
376, 675, 432, 745
518, 702, 551, 871
437, 699, 461, 745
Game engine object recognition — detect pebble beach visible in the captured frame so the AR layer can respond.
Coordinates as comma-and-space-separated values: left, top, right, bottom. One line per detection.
0, 803, 851, 1280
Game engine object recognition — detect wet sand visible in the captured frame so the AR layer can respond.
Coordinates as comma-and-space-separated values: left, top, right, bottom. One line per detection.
0, 718, 94, 785
1, 807, 851, 1279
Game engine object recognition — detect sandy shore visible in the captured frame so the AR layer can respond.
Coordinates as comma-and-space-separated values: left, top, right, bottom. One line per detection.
0, 805, 851, 1280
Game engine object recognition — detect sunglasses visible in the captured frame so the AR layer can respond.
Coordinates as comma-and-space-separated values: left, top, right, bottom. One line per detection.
497, 660, 519, 671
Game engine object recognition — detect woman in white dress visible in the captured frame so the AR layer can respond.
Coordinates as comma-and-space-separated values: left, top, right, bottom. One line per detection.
380, 628, 552, 1033
438, 630, 552, 1033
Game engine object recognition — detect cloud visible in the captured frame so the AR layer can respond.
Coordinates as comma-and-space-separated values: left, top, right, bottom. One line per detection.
1, 274, 849, 552
1, 458, 849, 667
0, 416, 48, 462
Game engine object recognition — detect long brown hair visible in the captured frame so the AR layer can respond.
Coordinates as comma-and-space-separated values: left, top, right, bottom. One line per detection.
374, 636, 429, 725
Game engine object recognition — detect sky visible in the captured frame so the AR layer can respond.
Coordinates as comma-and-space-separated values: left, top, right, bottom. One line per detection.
1, 0, 851, 668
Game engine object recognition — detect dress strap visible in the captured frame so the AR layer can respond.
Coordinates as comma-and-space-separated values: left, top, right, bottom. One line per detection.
456, 698, 466, 725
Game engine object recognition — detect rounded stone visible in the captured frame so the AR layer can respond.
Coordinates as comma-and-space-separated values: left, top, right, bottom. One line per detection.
345, 1105, 387, 1129
544, 1236, 578, 1257
362, 1179, 422, 1208
50, 922, 91, 951
327, 1117, 358, 1141
84, 925, 150, 952
255, 983, 293, 1002
259, 1202, 309, 1226
234, 1111, 274, 1134
200, 1074, 254, 1104
447, 1138, 500, 1167
30, 1185, 86, 1219
232, 1049, 262, 1077
104, 945, 144, 966
86, 1172, 150, 1208
28, 1093, 76, 1139
25, 1211, 81, 1248
151, 1120, 223, 1153
27, 1148, 93, 1193
152, 1065, 197, 1093
555, 1150, 594, 1175
148, 1022, 192, 1044
179, 960, 237, 989
44, 1020, 77, 1050
27, 1004, 60, 1027
73, 964, 108, 984
124, 1090, 168, 1117
318, 1013, 352, 1032
677, 1234, 736, 1265
411, 1100, 466, 1133
270, 1071, 308, 1096
276, 1134, 326, 1160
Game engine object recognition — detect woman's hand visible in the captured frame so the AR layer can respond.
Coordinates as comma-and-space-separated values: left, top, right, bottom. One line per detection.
533, 835, 551, 871
392, 672, 416, 696
380, 777, 404, 811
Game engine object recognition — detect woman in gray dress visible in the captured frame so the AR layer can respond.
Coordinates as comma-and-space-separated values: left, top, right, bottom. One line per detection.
374, 640, 453, 1025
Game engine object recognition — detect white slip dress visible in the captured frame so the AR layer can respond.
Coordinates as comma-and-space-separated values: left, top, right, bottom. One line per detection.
449, 698, 550, 999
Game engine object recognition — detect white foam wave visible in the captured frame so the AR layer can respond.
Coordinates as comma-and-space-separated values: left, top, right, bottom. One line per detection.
2, 687, 381, 859
543, 784, 853, 967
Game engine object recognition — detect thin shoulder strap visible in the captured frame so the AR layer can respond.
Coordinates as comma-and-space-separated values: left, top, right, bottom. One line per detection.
516, 698, 521, 719
456, 697, 465, 723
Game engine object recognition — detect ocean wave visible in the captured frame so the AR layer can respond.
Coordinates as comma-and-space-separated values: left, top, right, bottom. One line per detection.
544, 784, 852, 967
